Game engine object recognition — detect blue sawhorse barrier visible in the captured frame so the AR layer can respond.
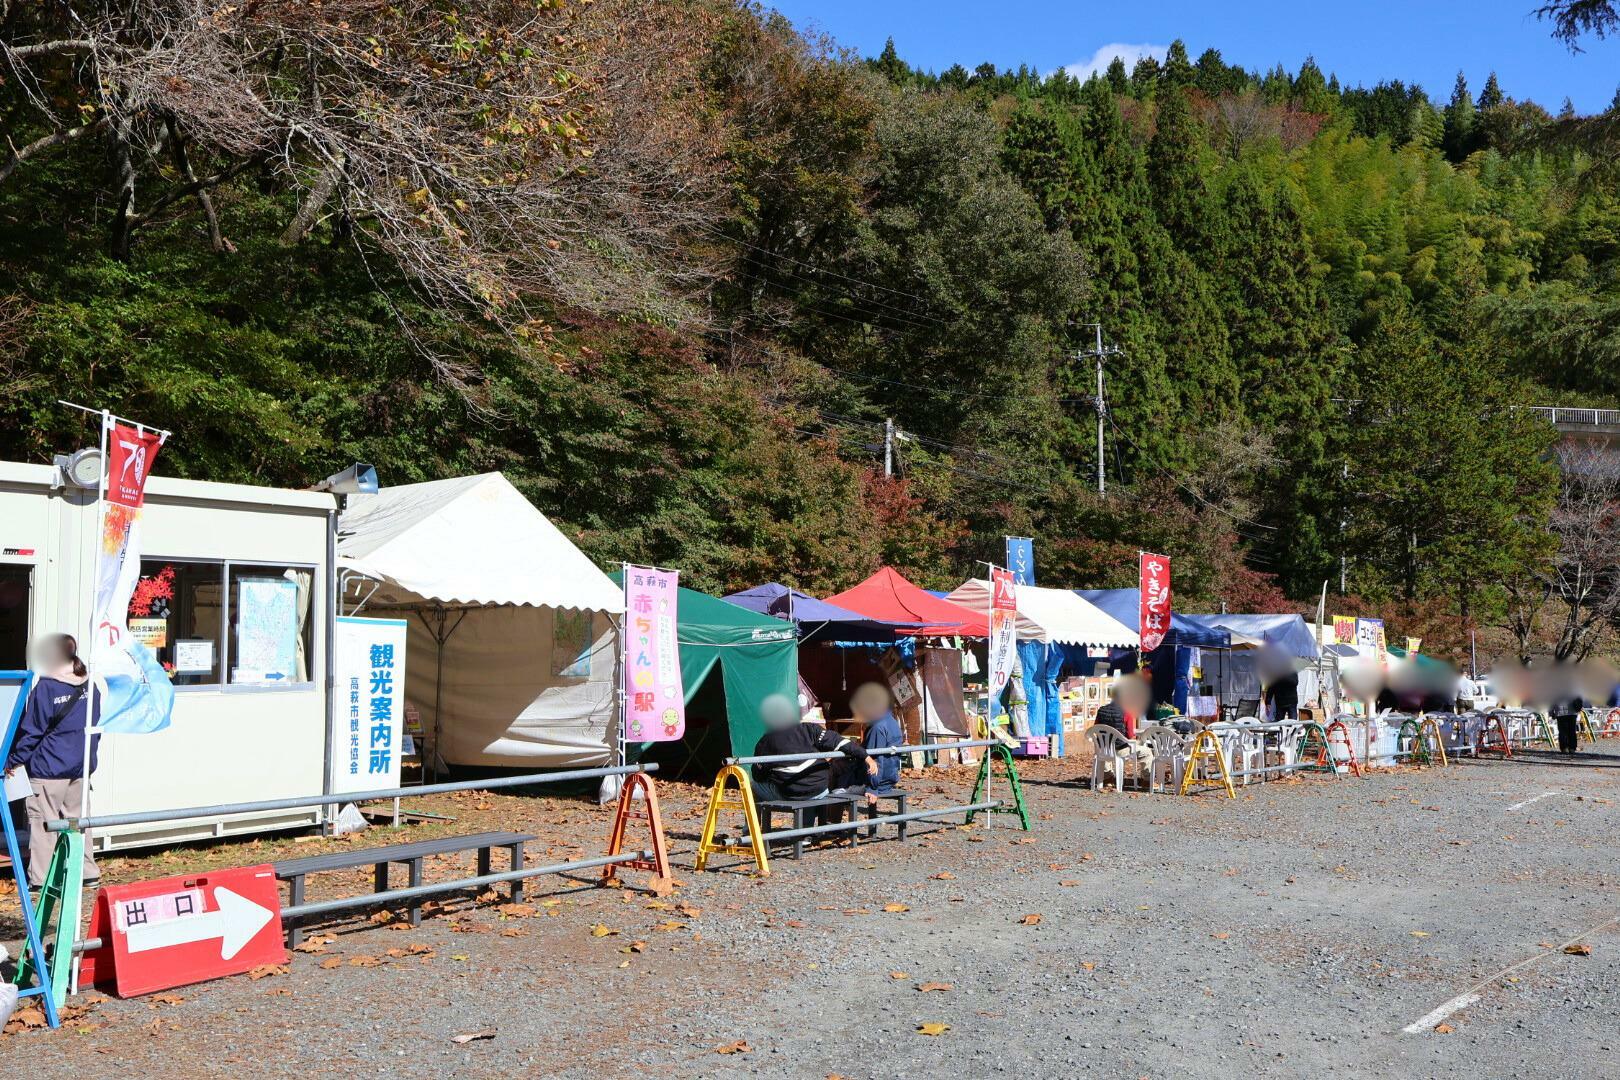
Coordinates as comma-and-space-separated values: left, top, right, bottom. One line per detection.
2, 671, 62, 1029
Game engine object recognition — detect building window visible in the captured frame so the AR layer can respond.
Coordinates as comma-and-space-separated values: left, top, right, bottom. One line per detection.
227, 565, 313, 685
129, 560, 224, 686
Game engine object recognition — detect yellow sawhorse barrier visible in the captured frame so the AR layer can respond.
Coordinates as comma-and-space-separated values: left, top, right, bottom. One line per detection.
695, 764, 771, 876
1178, 729, 1237, 799
1577, 710, 1600, 745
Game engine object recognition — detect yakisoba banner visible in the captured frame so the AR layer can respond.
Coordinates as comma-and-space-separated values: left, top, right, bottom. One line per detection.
1139, 552, 1171, 653
986, 566, 1018, 718
91, 420, 175, 734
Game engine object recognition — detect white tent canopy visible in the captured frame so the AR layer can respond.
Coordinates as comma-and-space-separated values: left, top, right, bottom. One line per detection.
337, 473, 623, 770
945, 580, 1139, 648
337, 472, 623, 613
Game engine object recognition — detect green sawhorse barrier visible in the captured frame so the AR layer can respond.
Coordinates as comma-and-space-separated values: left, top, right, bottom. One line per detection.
1, 670, 62, 1029
15, 830, 85, 1011
966, 743, 1031, 830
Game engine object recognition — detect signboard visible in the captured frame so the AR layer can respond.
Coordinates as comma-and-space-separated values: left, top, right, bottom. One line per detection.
1406, 637, 1422, 655
1139, 552, 1172, 653
233, 575, 299, 683
986, 567, 1018, 721
128, 617, 167, 649
1356, 617, 1387, 660
1332, 615, 1357, 644
1005, 536, 1036, 586
331, 616, 408, 795
90, 419, 174, 734
624, 566, 684, 741
80, 865, 285, 998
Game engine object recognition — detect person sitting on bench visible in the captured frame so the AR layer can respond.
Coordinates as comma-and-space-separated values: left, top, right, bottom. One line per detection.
750, 693, 876, 803
837, 682, 902, 808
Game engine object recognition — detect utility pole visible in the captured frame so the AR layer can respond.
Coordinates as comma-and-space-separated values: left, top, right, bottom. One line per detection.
1078, 324, 1121, 496
884, 417, 894, 478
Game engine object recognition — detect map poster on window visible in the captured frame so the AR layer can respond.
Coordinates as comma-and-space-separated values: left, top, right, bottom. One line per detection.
234, 576, 299, 684
330, 616, 408, 796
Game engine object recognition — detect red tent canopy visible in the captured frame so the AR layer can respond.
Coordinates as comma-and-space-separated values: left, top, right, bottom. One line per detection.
824, 567, 987, 637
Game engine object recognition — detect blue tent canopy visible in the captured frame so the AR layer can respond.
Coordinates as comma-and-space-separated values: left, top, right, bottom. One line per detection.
1074, 589, 1231, 648
723, 582, 919, 643
1180, 613, 1320, 659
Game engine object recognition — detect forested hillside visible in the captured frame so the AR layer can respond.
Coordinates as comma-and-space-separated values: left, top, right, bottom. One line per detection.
4, 2, 1619, 659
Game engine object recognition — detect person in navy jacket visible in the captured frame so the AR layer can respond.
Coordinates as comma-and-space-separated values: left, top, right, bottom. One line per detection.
5, 634, 100, 887
835, 682, 903, 807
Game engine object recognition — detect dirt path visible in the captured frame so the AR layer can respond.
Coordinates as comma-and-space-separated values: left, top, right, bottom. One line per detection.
5, 752, 1620, 1078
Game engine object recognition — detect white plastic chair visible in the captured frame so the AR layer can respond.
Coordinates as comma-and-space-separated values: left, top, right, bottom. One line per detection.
1221, 721, 1265, 786
1137, 723, 1189, 793
1086, 725, 1149, 792
1274, 722, 1303, 772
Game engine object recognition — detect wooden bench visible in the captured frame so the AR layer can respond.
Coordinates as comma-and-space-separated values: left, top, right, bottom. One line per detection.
755, 795, 860, 860
274, 830, 534, 945
861, 789, 909, 840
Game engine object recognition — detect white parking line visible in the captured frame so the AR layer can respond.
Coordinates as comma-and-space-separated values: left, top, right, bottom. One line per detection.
1401, 914, 1620, 1034
1505, 791, 1561, 811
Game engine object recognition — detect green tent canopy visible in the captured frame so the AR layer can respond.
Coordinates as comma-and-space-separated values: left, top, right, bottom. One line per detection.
611, 572, 799, 759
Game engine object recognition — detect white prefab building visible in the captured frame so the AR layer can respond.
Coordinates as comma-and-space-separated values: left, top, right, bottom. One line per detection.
0, 460, 336, 851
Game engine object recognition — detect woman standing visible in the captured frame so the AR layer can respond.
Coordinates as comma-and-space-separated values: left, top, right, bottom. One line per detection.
5, 634, 100, 888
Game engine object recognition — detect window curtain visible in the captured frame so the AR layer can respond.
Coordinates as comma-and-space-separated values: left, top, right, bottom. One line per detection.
289, 568, 312, 682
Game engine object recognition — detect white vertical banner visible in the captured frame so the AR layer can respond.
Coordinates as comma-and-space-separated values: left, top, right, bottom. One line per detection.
330, 616, 408, 795
986, 566, 1020, 733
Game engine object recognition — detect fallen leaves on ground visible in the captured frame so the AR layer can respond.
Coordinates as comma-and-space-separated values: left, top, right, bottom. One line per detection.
319, 957, 344, 970
714, 1040, 751, 1054
1410, 931, 1430, 938
930, 871, 955, 880
1080, 961, 1096, 971
916, 1022, 950, 1036
916, 982, 953, 992
883, 904, 911, 913
1019, 914, 1042, 926
496, 903, 535, 919
589, 924, 619, 937
889, 971, 910, 980
451, 1030, 496, 1045
247, 964, 288, 980
348, 955, 383, 968
652, 920, 687, 932
1058, 880, 1080, 887
1564, 943, 1593, 956
1434, 1023, 1455, 1034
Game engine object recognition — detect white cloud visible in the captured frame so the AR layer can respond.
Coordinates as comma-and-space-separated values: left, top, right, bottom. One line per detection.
1062, 43, 1169, 81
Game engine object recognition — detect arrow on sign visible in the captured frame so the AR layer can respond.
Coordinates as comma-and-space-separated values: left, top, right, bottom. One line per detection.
125, 887, 275, 960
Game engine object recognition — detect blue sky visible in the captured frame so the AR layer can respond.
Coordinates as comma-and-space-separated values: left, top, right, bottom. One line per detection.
767, 0, 1620, 114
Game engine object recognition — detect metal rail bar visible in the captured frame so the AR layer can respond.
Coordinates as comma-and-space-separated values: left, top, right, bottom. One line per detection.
71, 849, 654, 954
728, 738, 999, 767
48, 764, 658, 832
720, 801, 999, 846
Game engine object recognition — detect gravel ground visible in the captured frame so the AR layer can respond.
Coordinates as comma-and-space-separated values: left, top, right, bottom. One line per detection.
4, 748, 1619, 1079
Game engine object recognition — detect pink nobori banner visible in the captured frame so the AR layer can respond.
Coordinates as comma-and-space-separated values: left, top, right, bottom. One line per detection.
623, 566, 685, 741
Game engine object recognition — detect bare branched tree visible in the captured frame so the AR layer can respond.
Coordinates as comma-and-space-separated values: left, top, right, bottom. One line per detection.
1502, 442, 1620, 661
2, 0, 731, 381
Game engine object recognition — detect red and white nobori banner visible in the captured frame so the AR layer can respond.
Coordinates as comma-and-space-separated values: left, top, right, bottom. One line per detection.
80, 864, 285, 998
986, 566, 1019, 708
624, 566, 684, 742
92, 420, 175, 735
1139, 552, 1172, 653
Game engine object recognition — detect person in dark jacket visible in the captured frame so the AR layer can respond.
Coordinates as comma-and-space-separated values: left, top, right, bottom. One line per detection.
838, 683, 902, 806
1551, 691, 1585, 755
5, 634, 100, 887
1263, 669, 1300, 721
750, 693, 874, 803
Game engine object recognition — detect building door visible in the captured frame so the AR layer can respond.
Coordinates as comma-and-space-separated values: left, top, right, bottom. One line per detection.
0, 563, 29, 670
